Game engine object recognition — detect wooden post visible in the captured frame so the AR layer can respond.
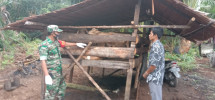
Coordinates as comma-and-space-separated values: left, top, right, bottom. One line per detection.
41, 71, 45, 100
68, 64, 75, 83
134, 54, 143, 88
65, 50, 111, 100
124, 0, 141, 100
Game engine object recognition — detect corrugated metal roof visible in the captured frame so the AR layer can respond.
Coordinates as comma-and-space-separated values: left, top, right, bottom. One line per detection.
5, 0, 215, 42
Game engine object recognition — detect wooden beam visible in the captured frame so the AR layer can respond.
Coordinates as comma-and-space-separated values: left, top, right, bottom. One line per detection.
23, 21, 190, 29
81, 60, 130, 69
179, 17, 196, 35
61, 47, 135, 59
59, 25, 190, 29
59, 33, 136, 43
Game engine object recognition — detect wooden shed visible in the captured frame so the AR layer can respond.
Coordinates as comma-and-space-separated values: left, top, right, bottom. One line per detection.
4, 0, 215, 100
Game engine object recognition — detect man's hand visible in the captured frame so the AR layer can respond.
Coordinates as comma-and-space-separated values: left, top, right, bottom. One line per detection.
76, 43, 87, 48
143, 65, 156, 79
143, 71, 149, 79
45, 75, 53, 85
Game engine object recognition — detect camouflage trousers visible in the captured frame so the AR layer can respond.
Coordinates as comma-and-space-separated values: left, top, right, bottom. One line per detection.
44, 66, 66, 100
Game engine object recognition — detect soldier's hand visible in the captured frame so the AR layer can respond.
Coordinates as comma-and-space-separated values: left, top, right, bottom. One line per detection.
45, 75, 53, 85
76, 43, 87, 48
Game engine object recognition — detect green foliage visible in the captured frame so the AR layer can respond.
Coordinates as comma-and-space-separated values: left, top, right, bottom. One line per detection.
183, 0, 215, 19
6, 0, 71, 21
24, 39, 42, 56
0, 30, 42, 67
183, 0, 200, 9
71, 0, 84, 5
1, 53, 14, 67
161, 33, 180, 52
165, 45, 200, 71
200, 0, 215, 19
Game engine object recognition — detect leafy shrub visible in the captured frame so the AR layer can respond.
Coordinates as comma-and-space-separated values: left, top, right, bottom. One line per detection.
165, 46, 200, 71
0, 30, 41, 68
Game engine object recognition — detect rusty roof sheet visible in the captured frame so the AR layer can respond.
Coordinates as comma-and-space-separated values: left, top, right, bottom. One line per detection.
5, 0, 215, 42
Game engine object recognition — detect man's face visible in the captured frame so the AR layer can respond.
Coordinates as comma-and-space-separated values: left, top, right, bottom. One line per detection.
149, 31, 156, 41
53, 31, 60, 37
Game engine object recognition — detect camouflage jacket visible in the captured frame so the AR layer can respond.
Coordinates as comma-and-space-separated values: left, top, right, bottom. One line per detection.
39, 37, 63, 68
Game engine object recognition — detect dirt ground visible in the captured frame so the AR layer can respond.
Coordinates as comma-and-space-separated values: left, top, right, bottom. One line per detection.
0, 57, 215, 100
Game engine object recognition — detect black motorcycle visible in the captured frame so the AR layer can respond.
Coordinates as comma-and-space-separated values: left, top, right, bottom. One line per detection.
164, 60, 180, 87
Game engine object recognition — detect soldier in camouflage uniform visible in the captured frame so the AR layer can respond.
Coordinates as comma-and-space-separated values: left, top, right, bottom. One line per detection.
39, 25, 86, 100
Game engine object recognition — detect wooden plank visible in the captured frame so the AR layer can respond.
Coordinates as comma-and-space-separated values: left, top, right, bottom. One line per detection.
61, 47, 135, 59
81, 60, 130, 69
59, 33, 136, 43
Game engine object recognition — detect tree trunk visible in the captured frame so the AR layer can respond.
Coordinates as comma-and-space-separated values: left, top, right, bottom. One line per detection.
59, 33, 135, 43
61, 47, 135, 59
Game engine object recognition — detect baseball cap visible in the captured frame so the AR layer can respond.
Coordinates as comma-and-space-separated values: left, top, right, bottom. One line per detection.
47, 25, 63, 32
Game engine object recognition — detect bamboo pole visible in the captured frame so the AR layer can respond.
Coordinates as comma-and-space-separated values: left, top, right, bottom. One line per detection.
60, 25, 190, 29
65, 49, 111, 100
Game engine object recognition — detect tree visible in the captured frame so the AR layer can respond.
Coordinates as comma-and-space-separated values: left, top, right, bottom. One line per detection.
6, 0, 72, 22
183, 0, 215, 19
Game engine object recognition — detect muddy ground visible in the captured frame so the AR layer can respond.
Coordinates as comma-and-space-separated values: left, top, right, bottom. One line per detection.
0, 57, 215, 100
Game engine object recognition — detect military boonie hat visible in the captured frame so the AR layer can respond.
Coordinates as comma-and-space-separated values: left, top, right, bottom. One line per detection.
47, 25, 63, 32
